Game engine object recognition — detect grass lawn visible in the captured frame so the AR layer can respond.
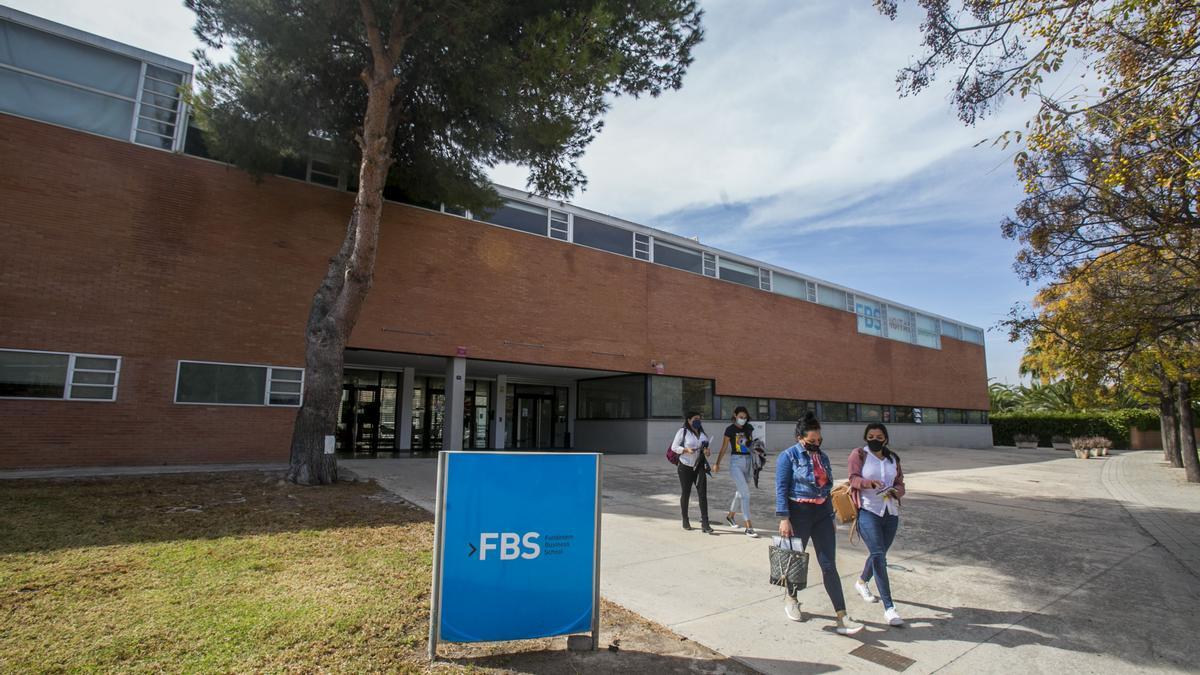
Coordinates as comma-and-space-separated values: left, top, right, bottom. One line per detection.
0, 471, 749, 674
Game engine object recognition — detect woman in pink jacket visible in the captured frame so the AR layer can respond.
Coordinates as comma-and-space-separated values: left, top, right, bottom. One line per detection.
847, 423, 907, 627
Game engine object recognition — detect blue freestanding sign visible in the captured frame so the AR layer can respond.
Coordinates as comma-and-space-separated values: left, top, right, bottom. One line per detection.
428, 452, 601, 656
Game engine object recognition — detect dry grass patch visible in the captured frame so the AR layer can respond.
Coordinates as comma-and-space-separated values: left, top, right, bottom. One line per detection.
0, 471, 750, 674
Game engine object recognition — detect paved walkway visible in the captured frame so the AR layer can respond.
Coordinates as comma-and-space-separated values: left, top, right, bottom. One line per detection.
346, 447, 1200, 674
1100, 450, 1200, 579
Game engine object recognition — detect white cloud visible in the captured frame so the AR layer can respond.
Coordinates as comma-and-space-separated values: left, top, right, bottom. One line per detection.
494, 1, 1040, 228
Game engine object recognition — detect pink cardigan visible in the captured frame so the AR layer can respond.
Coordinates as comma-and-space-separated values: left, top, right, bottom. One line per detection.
847, 447, 906, 509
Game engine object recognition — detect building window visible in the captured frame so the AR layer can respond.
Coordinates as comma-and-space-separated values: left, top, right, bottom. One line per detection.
133, 64, 185, 149
702, 252, 717, 277
774, 399, 814, 422
885, 306, 916, 344
718, 258, 758, 288
773, 274, 808, 301
965, 410, 986, 424
820, 402, 855, 423
962, 327, 985, 345
306, 158, 341, 188
758, 268, 772, 291
577, 375, 645, 419
916, 314, 941, 349
941, 408, 964, 424
549, 210, 569, 240
573, 215, 633, 256
633, 233, 651, 260
0, 16, 189, 151
650, 376, 713, 419
0, 348, 120, 401
720, 396, 767, 421
893, 406, 915, 424
918, 407, 939, 424
175, 361, 303, 406
859, 404, 883, 423
941, 321, 962, 340
855, 298, 883, 336
479, 200, 548, 236
817, 285, 849, 311
654, 241, 704, 274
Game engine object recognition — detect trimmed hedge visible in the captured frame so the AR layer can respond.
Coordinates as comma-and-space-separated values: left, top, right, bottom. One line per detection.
990, 409, 1159, 448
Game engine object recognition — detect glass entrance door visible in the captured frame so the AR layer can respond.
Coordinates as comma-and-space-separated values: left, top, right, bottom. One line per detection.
338, 385, 379, 453
514, 395, 556, 449
336, 369, 399, 456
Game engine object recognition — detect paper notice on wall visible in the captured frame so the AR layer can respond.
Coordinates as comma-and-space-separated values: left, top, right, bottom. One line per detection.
324, 435, 335, 455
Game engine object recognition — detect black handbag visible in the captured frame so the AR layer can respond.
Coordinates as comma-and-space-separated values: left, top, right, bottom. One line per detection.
768, 537, 809, 590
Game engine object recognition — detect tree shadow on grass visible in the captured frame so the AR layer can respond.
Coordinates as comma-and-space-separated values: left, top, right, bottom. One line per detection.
0, 470, 431, 555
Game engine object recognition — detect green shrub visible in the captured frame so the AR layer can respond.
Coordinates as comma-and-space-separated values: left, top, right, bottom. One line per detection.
989, 409, 1158, 448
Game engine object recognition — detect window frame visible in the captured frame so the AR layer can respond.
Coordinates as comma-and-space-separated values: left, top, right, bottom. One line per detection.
0, 347, 121, 402
174, 359, 305, 408
633, 232, 651, 261
571, 214, 635, 257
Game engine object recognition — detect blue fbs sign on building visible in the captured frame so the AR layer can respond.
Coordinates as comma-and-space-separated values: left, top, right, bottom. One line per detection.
429, 452, 601, 653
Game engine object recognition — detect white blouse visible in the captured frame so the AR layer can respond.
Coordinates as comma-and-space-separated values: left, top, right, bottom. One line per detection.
671, 427, 709, 467
860, 449, 900, 517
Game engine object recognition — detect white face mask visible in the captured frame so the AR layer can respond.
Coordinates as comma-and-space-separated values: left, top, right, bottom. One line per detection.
735, 417, 747, 426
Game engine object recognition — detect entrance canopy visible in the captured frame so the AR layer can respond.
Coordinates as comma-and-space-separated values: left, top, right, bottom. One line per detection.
340, 348, 628, 456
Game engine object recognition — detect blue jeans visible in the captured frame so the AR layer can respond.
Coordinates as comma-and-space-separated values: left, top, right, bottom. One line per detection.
786, 501, 846, 612
728, 454, 752, 523
857, 509, 900, 609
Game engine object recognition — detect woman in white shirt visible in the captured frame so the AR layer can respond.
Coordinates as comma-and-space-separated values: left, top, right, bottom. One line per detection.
672, 411, 715, 534
847, 423, 907, 627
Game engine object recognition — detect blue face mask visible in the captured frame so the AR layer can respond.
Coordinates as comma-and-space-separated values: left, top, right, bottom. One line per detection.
690, 420, 703, 432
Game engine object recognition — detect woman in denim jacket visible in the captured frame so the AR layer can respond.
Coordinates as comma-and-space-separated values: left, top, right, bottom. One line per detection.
775, 412, 863, 635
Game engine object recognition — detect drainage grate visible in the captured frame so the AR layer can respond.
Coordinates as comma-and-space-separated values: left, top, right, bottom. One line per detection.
849, 644, 916, 672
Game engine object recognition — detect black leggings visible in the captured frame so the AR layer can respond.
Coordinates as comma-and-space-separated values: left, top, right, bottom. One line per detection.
677, 462, 709, 526
786, 500, 846, 612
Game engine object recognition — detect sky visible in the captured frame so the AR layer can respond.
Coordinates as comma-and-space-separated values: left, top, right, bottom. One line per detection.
6, 0, 1043, 383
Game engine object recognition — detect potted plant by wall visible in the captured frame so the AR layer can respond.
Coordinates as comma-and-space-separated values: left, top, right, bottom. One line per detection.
1070, 437, 1091, 459
1014, 433, 1039, 450
1052, 435, 1072, 451
1093, 437, 1112, 457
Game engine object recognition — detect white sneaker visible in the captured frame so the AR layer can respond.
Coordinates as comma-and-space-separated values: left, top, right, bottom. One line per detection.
784, 596, 803, 622
854, 580, 877, 603
836, 615, 864, 636
744, 527, 759, 538
884, 607, 904, 627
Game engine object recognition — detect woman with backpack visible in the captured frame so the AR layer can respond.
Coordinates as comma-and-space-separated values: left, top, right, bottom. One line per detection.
775, 412, 863, 635
713, 405, 759, 537
848, 423, 906, 627
672, 412, 715, 534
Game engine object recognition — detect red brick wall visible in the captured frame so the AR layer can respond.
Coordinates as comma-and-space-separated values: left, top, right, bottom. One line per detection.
0, 115, 988, 468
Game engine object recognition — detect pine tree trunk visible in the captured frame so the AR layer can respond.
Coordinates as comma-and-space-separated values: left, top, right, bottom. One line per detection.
1161, 378, 1181, 467
1178, 381, 1200, 483
286, 13, 403, 484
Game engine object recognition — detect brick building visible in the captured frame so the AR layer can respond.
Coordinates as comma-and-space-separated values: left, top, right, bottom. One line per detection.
0, 6, 991, 469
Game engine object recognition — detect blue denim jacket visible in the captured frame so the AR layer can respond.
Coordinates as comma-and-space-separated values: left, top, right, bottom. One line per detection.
774, 443, 834, 516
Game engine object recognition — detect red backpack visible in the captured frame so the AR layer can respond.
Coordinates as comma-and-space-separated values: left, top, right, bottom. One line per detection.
666, 427, 687, 465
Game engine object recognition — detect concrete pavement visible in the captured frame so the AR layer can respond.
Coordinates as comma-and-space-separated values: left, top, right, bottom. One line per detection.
347, 447, 1200, 674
